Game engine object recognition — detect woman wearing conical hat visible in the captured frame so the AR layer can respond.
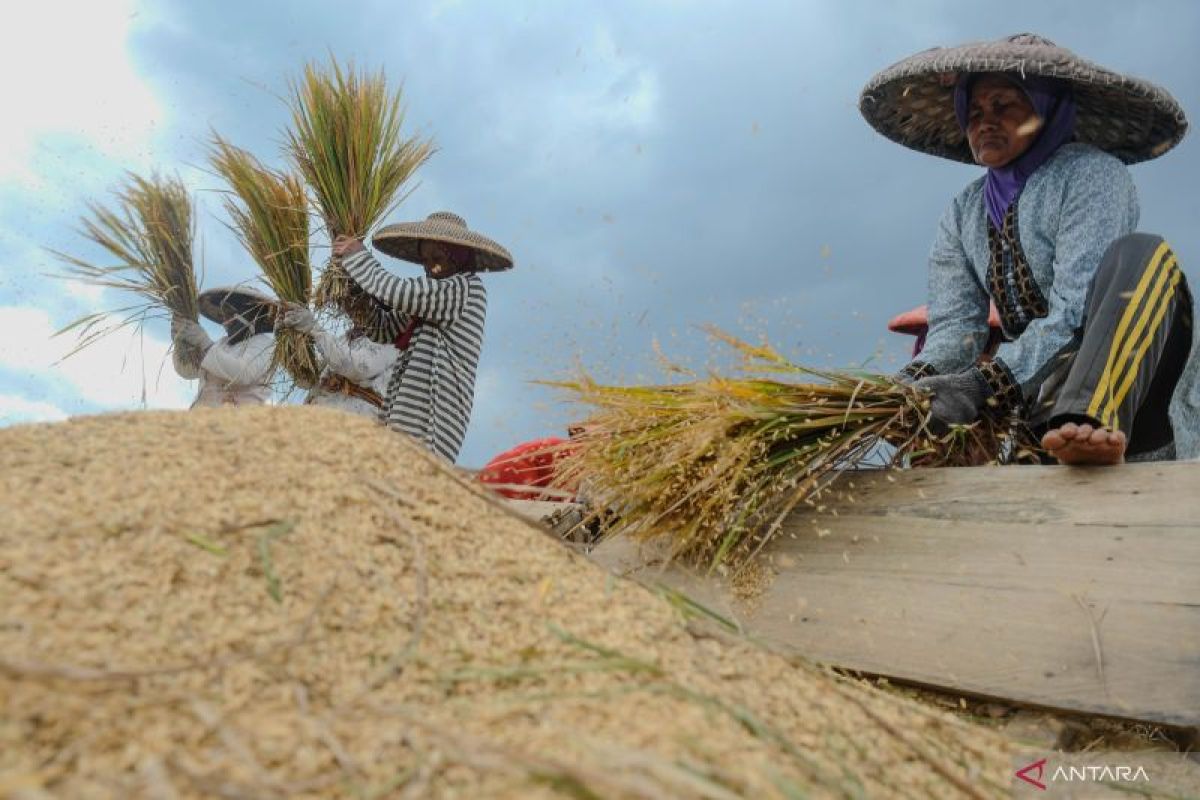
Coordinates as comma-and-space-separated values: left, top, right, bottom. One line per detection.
862, 33, 1199, 464
331, 211, 513, 462
170, 286, 278, 408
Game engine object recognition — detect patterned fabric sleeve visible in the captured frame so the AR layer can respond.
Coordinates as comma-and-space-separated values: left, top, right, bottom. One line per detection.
976, 358, 1024, 416
343, 249, 473, 324
917, 195, 993, 375
899, 361, 938, 381
361, 304, 409, 345
993, 153, 1139, 391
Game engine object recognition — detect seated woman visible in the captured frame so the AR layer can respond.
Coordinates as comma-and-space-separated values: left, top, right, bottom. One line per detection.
860, 33, 1199, 464
332, 211, 514, 462
171, 286, 277, 408
275, 302, 399, 419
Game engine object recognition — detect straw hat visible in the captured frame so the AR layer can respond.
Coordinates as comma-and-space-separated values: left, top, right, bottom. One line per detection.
198, 285, 278, 324
371, 212, 514, 272
859, 33, 1188, 165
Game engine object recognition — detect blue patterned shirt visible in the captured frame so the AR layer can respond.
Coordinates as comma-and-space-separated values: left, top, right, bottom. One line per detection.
914, 143, 1200, 458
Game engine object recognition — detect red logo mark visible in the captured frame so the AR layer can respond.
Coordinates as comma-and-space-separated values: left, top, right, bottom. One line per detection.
1015, 758, 1048, 790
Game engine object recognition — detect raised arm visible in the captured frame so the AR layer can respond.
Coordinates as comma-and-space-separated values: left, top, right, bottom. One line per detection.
359, 298, 411, 345
342, 249, 474, 325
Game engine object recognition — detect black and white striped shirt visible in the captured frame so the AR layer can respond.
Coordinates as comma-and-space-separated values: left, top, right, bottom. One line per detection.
343, 249, 487, 462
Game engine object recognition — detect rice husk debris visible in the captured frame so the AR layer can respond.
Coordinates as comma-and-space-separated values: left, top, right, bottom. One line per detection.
1, 407, 1019, 798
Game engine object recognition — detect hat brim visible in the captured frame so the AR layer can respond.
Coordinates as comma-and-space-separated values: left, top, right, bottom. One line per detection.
860, 39, 1188, 164
372, 224, 513, 272
198, 286, 278, 324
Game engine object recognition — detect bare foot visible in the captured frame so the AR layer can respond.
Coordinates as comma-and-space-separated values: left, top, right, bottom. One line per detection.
1041, 422, 1126, 465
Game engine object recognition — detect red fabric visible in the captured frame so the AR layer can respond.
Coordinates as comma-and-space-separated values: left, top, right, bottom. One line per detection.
478, 437, 576, 500
887, 303, 1003, 334
888, 303, 1004, 358
394, 319, 421, 350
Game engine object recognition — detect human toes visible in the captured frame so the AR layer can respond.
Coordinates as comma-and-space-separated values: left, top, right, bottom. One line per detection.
1041, 429, 1067, 451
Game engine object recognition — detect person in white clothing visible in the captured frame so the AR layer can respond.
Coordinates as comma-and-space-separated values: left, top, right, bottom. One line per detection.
276, 303, 399, 419
171, 286, 278, 408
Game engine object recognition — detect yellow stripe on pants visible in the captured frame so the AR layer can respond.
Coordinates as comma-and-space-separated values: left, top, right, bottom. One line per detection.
1086, 242, 1172, 422
1102, 267, 1181, 429
1096, 256, 1177, 428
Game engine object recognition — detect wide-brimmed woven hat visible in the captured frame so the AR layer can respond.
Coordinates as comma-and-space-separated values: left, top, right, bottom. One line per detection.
198, 285, 278, 324
860, 33, 1187, 164
371, 212, 513, 272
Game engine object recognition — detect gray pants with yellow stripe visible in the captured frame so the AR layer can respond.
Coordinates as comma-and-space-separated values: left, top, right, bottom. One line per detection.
1031, 233, 1193, 460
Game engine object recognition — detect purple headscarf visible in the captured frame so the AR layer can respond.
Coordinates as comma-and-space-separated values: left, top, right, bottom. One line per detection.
954, 74, 1077, 230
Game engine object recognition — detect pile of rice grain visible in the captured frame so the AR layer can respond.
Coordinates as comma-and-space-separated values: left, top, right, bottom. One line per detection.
0, 407, 1016, 798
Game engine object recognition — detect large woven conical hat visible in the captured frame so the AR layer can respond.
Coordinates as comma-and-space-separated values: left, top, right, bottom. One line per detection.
198, 285, 278, 324
371, 211, 513, 272
859, 33, 1187, 164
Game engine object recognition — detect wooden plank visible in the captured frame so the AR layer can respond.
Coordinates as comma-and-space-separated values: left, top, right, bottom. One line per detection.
502, 498, 572, 523
590, 461, 1200, 727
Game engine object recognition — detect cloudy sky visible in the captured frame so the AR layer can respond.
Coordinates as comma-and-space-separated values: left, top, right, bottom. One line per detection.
2, 0, 1197, 465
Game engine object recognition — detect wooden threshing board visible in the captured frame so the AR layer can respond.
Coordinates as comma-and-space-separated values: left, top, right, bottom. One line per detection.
590, 462, 1200, 727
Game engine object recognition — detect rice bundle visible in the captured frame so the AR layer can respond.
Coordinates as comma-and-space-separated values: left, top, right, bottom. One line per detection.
51, 172, 199, 358
285, 57, 434, 325
552, 328, 1029, 571
209, 133, 319, 388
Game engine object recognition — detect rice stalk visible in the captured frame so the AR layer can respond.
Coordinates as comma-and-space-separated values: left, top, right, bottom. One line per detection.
50, 172, 199, 359
285, 56, 434, 323
209, 133, 319, 388
549, 327, 1031, 571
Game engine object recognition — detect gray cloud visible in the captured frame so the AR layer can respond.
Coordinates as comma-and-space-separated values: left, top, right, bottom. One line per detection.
5, 0, 1199, 464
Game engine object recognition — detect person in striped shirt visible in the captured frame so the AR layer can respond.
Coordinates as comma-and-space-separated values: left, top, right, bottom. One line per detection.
331, 211, 513, 462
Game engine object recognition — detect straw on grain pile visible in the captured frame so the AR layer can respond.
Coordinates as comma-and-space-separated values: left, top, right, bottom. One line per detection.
287, 57, 434, 327
210, 133, 320, 389
0, 407, 1018, 798
51, 172, 199, 359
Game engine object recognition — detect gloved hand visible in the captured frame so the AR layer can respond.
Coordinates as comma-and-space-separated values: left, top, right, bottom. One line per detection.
174, 318, 213, 353
912, 367, 992, 430
277, 302, 317, 334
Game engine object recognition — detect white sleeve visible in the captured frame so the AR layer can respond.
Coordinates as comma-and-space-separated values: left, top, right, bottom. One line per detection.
200, 334, 275, 385
312, 330, 397, 383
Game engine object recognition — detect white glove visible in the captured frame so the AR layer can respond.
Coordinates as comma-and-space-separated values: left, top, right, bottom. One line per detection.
175, 319, 213, 353
278, 303, 317, 334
